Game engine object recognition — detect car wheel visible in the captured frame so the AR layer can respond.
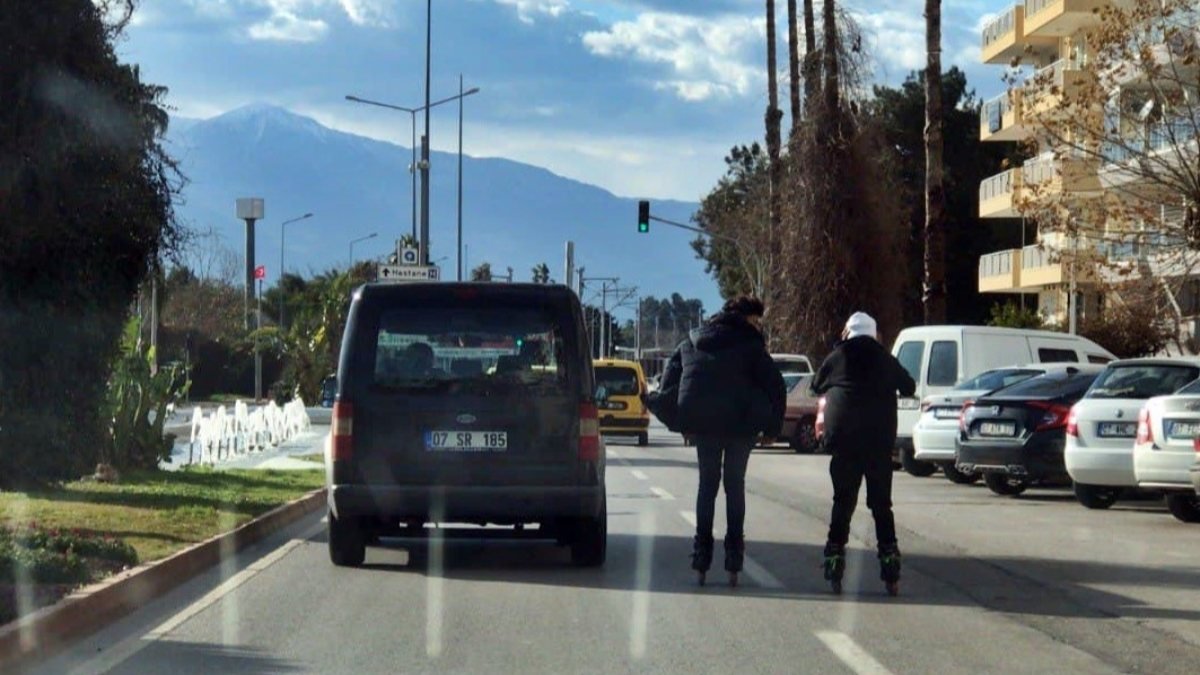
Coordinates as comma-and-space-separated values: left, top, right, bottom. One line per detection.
570, 498, 607, 567
941, 462, 980, 485
638, 433, 649, 447
901, 447, 937, 477
790, 419, 818, 454
1165, 493, 1200, 523
328, 511, 366, 567
1072, 482, 1119, 510
984, 473, 1029, 496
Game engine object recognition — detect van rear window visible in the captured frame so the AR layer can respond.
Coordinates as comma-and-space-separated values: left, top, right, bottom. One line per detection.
596, 367, 639, 396
1086, 364, 1200, 400
368, 307, 569, 394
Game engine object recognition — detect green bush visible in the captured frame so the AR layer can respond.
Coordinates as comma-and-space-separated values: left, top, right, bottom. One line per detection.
0, 527, 138, 584
987, 301, 1045, 330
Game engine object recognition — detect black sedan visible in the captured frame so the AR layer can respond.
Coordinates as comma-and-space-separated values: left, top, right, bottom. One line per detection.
957, 365, 1104, 497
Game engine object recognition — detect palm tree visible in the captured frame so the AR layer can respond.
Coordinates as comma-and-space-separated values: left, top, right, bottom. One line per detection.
531, 262, 551, 284
471, 262, 493, 282
924, 0, 947, 323
787, 0, 801, 132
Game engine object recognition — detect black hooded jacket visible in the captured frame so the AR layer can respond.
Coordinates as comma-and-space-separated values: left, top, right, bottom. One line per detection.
811, 336, 917, 453
651, 313, 786, 437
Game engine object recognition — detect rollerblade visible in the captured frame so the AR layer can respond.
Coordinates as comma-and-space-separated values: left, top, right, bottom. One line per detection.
691, 535, 714, 586
724, 536, 745, 588
879, 544, 901, 596
822, 542, 846, 595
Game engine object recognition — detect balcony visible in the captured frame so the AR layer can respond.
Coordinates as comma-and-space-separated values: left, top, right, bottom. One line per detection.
1022, 58, 1092, 119
1023, 0, 1132, 38
979, 249, 1023, 292
980, 90, 1029, 142
1101, 121, 1200, 191
981, 5, 1058, 65
979, 155, 1101, 218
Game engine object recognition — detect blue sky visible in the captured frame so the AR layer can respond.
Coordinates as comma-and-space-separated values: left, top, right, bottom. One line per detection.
122, 0, 1015, 202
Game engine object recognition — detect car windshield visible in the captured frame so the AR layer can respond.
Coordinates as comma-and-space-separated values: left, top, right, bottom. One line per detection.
954, 368, 1042, 392
370, 307, 567, 394
1175, 379, 1200, 395
989, 370, 1099, 399
774, 359, 811, 374
596, 366, 640, 396
783, 373, 805, 392
1085, 364, 1200, 400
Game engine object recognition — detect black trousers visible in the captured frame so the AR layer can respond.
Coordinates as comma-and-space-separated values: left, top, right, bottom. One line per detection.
826, 447, 897, 550
694, 436, 754, 542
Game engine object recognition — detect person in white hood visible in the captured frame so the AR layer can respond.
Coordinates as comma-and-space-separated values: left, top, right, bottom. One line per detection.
811, 311, 916, 595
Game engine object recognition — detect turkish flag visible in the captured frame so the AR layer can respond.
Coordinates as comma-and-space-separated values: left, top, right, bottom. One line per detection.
254, 265, 267, 280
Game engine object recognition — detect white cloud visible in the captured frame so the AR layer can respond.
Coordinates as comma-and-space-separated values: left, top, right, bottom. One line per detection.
248, 9, 329, 42
583, 12, 765, 102
337, 0, 395, 27
494, 0, 571, 24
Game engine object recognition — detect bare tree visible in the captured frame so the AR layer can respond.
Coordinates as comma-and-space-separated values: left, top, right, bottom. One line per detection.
765, 0, 784, 247
923, 0, 947, 323
787, 0, 801, 131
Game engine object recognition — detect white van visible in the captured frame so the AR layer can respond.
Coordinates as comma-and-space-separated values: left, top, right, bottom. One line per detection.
890, 326, 1115, 474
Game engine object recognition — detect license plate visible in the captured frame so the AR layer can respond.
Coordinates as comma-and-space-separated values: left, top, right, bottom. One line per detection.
1166, 420, 1200, 439
425, 430, 508, 452
1097, 422, 1137, 438
979, 422, 1016, 437
933, 407, 960, 420
899, 398, 921, 410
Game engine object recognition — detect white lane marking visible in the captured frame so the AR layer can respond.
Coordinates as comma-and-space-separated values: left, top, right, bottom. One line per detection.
629, 510, 656, 659
815, 631, 895, 675
609, 448, 621, 459
631, 469, 649, 481
426, 511, 446, 658
680, 511, 697, 527
650, 486, 675, 501
741, 555, 785, 590
70, 531, 316, 675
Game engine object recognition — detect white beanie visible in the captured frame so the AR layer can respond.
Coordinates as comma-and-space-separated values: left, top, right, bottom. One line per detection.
844, 312, 878, 340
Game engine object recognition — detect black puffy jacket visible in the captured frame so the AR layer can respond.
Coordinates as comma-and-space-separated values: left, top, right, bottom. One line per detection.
811, 336, 917, 454
651, 313, 786, 438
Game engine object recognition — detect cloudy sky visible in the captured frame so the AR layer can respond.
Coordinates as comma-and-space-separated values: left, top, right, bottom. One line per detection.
122, 0, 1015, 202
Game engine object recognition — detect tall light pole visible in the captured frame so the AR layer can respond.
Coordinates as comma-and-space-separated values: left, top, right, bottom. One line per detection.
457, 74, 464, 282
344, 86, 480, 260
349, 233, 378, 268
279, 212, 313, 330
422, 0, 433, 266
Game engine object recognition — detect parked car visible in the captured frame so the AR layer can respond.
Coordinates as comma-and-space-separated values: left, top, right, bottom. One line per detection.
1066, 358, 1200, 509
913, 365, 1047, 483
1133, 379, 1200, 522
325, 282, 606, 568
957, 365, 1104, 497
891, 326, 1116, 477
772, 353, 814, 375
594, 358, 651, 446
779, 373, 819, 453
319, 374, 337, 408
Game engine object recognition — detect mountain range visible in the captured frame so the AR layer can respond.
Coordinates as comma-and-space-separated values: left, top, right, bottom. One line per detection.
166, 104, 719, 314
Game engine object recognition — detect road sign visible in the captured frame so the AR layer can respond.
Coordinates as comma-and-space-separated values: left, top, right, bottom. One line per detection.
399, 246, 419, 265
254, 265, 267, 280
378, 264, 440, 283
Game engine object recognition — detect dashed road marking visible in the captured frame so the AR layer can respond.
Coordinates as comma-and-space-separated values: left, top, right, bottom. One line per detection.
631, 469, 648, 481
741, 555, 785, 590
680, 510, 697, 527
650, 486, 675, 501
815, 631, 895, 675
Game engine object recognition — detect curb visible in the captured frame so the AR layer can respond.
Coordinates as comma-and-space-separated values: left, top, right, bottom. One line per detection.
0, 488, 327, 673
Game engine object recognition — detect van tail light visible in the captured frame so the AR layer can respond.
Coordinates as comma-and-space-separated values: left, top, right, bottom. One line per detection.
959, 401, 974, 433
1193, 436, 1200, 453
1136, 406, 1153, 445
580, 403, 601, 461
1066, 404, 1079, 437
332, 402, 354, 460
1029, 401, 1071, 432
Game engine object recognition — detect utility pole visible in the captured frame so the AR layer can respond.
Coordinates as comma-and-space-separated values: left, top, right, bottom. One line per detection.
636, 298, 642, 361
565, 241, 575, 293
255, 278, 263, 401
420, 0, 432, 265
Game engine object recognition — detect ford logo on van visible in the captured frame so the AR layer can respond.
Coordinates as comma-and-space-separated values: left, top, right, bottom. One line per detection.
456, 414, 478, 425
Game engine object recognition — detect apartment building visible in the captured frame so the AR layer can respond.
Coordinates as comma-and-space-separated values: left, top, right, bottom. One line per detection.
975, 0, 1198, 333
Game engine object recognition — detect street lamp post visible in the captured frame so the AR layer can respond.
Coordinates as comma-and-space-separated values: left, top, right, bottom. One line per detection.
345, 86, 480, 270
423, 0, 432, 265
349, 233, 378, 268
279, 212, 313, 330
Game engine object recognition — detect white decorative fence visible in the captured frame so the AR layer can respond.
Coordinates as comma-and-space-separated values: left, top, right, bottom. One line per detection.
186, 399, 312, 466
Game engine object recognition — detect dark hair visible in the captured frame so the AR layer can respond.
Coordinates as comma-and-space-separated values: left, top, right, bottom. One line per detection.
721, 296, 765, 318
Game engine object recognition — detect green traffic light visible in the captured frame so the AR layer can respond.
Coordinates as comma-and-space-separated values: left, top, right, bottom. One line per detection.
638, 222, 649, 233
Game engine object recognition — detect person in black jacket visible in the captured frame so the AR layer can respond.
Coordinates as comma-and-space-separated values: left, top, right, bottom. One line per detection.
811, 311, 916, 595
650, 296, 786, 585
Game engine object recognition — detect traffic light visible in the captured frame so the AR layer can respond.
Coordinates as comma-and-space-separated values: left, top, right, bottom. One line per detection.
637, 200, 650, 234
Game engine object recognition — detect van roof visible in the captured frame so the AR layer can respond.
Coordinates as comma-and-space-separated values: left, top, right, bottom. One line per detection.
896, 325, 1088, 339
356, 281, 578, 303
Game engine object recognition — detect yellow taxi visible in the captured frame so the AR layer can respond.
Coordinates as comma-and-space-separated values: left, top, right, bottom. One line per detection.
593, 358, 651, 446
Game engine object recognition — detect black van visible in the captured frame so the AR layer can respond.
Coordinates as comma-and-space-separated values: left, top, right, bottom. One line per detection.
326, 282, 606, 567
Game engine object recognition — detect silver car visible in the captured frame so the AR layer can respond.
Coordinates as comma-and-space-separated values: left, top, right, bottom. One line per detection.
913, 365, 1046, 484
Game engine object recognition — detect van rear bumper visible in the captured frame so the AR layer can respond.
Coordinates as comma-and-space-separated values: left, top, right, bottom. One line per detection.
329, 484, 605, 522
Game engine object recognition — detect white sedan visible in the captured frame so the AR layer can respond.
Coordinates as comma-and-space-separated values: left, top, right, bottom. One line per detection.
1134, 380, 1200, 522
